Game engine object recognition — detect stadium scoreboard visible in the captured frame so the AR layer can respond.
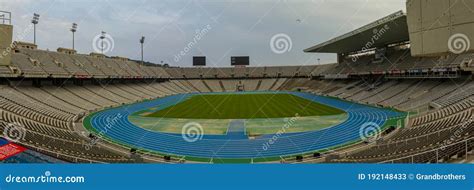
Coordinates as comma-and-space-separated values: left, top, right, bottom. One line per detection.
193, 56, 206, 66
231, 56, 249, 66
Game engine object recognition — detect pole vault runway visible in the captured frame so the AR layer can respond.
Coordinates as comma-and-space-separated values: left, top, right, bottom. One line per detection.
86, 92, 404, 159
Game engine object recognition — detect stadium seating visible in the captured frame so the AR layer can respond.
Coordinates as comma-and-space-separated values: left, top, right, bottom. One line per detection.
0, 43, 473, 163
334, 98, 473, 163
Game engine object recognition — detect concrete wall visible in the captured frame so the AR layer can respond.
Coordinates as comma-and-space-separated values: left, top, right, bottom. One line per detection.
407, 0, 474, 56
0, 24, 13, 66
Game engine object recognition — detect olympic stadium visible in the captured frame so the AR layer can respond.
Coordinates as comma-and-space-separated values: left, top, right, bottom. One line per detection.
0, 0, 473, 164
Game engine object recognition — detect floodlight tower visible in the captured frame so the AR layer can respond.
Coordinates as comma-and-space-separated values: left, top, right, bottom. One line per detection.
31, 13, 40, 45
100, 31, 106, 54
140, 36, 145, 65
70, 23, 77, 50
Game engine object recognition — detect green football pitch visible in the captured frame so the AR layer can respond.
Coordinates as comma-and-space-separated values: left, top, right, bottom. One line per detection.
146, 93, 345, 119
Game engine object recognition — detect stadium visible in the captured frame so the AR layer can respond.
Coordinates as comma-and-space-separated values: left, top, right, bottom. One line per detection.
0, 0, 473, 164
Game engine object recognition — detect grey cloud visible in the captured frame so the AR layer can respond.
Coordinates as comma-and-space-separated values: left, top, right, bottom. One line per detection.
0, 0, 405, 67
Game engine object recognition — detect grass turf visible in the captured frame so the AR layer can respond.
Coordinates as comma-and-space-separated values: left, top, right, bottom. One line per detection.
146, 93, 344, 119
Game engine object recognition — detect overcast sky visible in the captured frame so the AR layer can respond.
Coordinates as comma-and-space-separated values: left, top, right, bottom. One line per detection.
0, 0, 406, 67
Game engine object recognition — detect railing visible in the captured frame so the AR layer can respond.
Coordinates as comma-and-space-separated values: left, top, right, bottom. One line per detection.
380, 137, 473, 163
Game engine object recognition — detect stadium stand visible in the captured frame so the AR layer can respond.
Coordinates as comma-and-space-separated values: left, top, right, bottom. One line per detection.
1, 48, 473, 163
335, 99, 473, 163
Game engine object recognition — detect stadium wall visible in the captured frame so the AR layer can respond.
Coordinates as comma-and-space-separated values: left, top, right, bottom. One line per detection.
407, 0, 474, 56
0, 24, 13, 66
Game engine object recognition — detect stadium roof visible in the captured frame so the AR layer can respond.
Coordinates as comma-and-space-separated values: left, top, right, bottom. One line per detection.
304, 11, 409, 54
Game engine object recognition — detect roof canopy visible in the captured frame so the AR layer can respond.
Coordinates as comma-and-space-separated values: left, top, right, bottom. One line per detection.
304, 11, 409, 54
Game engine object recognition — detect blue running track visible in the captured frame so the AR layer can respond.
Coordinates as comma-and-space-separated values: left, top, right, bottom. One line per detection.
87, 92, 404, 159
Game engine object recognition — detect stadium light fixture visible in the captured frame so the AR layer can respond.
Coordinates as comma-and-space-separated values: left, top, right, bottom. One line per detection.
70, 23, 77, 50
31, 13, 40, 45
100, 31, 106, 54
140, 36, 145, 65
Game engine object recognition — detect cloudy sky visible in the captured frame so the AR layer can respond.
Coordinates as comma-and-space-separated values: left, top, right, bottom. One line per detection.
0, 0, 406, 67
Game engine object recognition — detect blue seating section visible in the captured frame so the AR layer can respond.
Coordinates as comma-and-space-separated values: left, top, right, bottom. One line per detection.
0, 138, 9, 146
